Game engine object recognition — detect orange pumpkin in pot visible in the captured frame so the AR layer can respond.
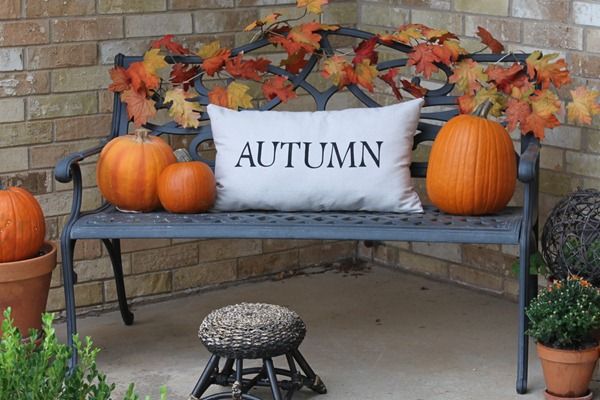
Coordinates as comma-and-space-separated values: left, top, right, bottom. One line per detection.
158, 149, 216, 213
97, 129, 176, 212
426, 101, 517, 215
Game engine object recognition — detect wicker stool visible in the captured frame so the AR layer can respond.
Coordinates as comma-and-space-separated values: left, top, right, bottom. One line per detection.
189, 303, 326, 400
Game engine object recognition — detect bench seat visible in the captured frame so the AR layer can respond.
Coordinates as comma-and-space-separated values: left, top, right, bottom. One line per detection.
71, 206, 524, 244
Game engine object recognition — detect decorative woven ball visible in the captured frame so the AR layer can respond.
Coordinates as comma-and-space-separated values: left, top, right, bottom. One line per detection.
198, 303, 306, 359
541, 188, 600, 284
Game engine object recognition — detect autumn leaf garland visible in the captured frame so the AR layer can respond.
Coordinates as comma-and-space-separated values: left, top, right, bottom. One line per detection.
108, 0, 600, 139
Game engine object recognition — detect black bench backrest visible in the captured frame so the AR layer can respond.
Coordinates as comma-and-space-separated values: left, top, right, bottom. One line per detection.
110, 28, 531, 178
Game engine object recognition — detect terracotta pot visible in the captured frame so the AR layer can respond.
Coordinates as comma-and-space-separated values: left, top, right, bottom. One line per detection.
537, 342, 599, 398
0, 241, 57, 337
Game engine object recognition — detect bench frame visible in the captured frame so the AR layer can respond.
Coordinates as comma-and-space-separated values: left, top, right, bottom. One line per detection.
54, 27, 540, 394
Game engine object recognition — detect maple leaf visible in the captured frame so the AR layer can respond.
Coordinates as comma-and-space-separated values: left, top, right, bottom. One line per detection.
170, 63, 200, 91
143, 48, 168, 75
244, 12, 282, 31
431, 31, 459, 44
322, 55, 354, 88
379, 68, 402, 100
449, 59, 487, 94
108, 66, 130, 93
164, 88, 202, 128
567, 86, 600, 125
408, 43, 440, 79
353, 37, 379, 65
506, 97, 531, 133
227, 82, 254, 109
442, 40, 466, 62
400, 79, 428, 98
225, 54, 271, 81
459, 88, 505, 116
431, 44, 453, 66
382, 24, 426, 45
208, 86, 229, 108
458, 94, 476, 114
280, 49, 308, 74
522, 90, 561, 139
353, 59, 378, 92
287, 22, 323, 53
476, 26, 504, 54
150, 34, 188, 55
526, 51, 571, 89
127, 62, 159, 92
262, 76, 297, 103
197, 41, 231, 76
121, 89, 157, 127
485, 63, 525, 94
297, 0, 328, 14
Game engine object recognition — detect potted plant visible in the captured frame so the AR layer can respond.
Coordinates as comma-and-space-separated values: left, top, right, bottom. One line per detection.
526, 276, 600, 400
0, 184, 56, 337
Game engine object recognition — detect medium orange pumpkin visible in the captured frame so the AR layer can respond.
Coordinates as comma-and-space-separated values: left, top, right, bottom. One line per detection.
0, 186, 45, 263
157, 149, 216, 213
426, 102, 517, 215
97, 129, 176, 212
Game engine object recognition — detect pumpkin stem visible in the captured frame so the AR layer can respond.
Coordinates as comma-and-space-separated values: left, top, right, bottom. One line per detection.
473, 100, 493, 119
174, 148, 193, 162
133, 128, 150, 143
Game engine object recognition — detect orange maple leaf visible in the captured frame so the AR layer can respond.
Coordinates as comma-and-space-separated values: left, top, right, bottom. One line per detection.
150, 34, 188, 55
280, 49, 309, 74
353, 37, 379, 65
449, 59, 487, 94
458, 94, 476, 114
381, 24, 426, 45
322, 55, 354, 88
198, 41, 231, 76
567, 86, 600, 125
297, 0, 328, 14
353, 59, 378, 92
121, 89, 157, 127
108, 66, 130, 93
506, 97, 531, 133
208, 86, 229, 108
127, 61, 159, 92
262, 76, 297, 103
287, 22, 323, 52
526, 51, 571, 89
476, 26, 504, 54
225, 54, 271, 81
208, 83, 253, 110
442, 40, 467, 62
521, 90, 561, 139
408, 43, 440, 79
485, 63, 526, 94
244, 12, 282, 31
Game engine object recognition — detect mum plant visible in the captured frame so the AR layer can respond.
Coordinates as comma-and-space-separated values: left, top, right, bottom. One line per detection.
108, 0, 600, 138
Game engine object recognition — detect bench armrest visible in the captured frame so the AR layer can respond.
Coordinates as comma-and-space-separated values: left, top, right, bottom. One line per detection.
54, 141, 107, 183
517, 142, 540, 184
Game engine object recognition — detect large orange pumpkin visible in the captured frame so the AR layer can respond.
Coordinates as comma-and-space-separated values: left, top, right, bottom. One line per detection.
426, 102, 517, 215
157, 149, 216, 213
97, 129, 176, 212
0, 186, 45, 263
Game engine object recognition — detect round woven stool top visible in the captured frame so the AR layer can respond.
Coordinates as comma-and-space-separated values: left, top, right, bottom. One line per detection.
198, 303, 306, 359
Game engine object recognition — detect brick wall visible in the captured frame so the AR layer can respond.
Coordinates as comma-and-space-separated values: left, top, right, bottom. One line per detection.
357, 0, 600, 300
0, 0, 357, 314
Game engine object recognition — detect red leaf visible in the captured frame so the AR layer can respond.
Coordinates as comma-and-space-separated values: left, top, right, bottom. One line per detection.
108, 66, 130, 93
121, 89, 157, 127
262, 76, 297, 103
476, 26, 504, 54
408, 43, 440, 79
225, 54, 271, 81
280, 49, 308, 74
353, 37, 379, 65
150, 34, 189, 55
379, 68, 402, 100
127, 61, 159, 92
485, 63, 526, 94
170, 63, 200, 91
400, 79, 428, 98
201, 49, 231, 76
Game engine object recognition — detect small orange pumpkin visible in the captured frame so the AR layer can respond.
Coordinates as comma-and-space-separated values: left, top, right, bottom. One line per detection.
97, 129, 176, 212
0, 186, 45, 263
157, 149, 216, 213
426, 101, 517, 215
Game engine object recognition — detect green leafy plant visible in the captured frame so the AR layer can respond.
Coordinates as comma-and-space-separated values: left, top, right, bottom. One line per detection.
0, 308, 166, 400
511, 252, 548, 277
526, 276, 600, 350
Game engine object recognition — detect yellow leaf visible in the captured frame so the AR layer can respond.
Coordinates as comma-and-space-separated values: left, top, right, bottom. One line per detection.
473, 87, 506, 118
353, 59, 378, 92
164, 88, 202, 129
227, 82, 253, 110
322, 55, 352, 88
297, 0, 328, 14
143, 48, 168, 75
197, 41, 222, 59
244, 13, 281, 31
568, 86, 600, 125
449, 59, 487, 94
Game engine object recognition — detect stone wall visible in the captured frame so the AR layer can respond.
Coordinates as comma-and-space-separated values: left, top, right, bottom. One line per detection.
0, 0, 357, 314
357, 0, 600, 300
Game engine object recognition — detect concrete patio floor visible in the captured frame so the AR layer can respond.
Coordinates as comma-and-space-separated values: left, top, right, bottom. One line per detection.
57, 263, 594, 400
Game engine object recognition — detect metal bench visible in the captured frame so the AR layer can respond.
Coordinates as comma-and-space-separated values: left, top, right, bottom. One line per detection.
54, 27, 539, 394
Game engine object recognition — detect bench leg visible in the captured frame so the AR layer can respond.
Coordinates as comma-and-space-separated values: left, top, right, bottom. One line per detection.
516, 232, 535, 394
102, 239, 134, 325
60, 231, 78, 371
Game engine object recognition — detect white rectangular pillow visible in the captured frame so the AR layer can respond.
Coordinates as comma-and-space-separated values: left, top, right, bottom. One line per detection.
207, 99, 424, 212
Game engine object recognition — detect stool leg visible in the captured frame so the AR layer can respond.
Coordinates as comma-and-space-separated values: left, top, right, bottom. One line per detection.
264, 358, 284, 400
291, 349, 327, 394
232, 359, 243, 400
190, 354, 220, 400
